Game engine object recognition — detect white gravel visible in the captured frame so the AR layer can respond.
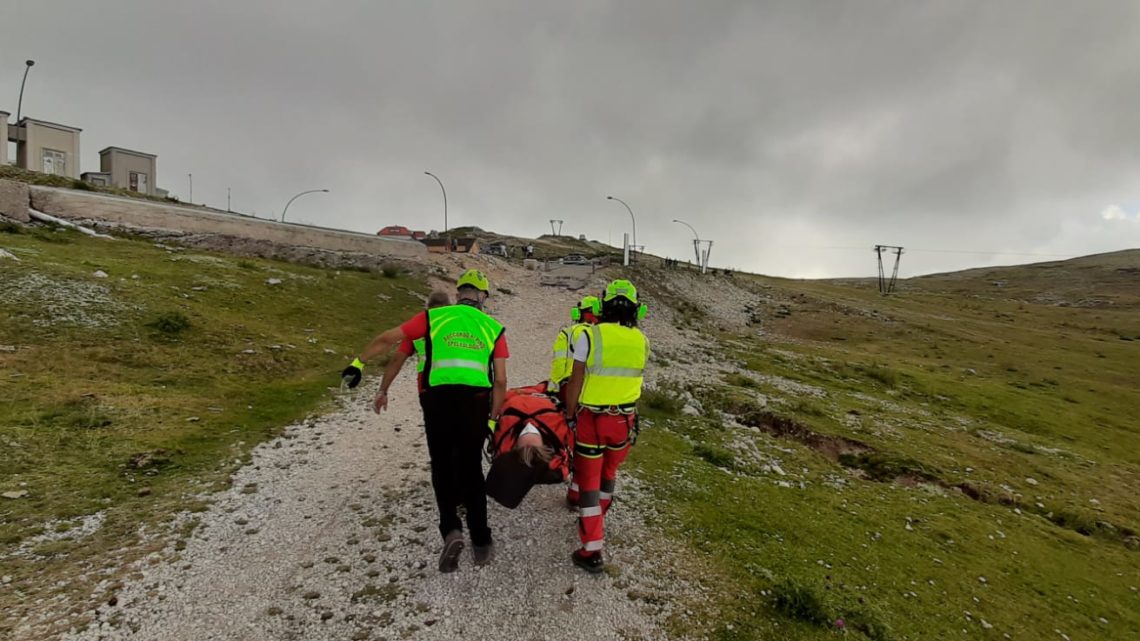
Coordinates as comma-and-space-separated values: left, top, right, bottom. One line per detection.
54, 261, 700, 641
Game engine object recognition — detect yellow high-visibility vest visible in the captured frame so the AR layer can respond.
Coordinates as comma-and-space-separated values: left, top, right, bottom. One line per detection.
413, 338, 426, 373
549, 323, 590, 385
425, 305, 504, 388
579, 323, 648, 407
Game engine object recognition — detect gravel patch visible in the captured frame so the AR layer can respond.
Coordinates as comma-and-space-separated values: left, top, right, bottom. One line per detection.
51, 260, 697, 641
0, 271, 137, 327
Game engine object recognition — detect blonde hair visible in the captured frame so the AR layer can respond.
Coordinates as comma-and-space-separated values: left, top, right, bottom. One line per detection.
518, 444, 554, 468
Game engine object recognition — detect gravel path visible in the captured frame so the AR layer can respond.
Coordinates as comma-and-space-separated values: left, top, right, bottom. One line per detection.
61, 262, 695, 641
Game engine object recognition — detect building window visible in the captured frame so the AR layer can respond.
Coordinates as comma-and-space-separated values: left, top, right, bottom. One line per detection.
42, 149, 67, 176
129, 171, 149, 193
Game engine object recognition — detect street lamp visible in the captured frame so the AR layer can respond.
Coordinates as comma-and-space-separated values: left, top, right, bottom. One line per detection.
188, 173, 193, 203
672, 219, 701, 264
16, 60, 34, 123
424, 171, 448, 238
606, 195, 637, 254
281, 189, 329, 222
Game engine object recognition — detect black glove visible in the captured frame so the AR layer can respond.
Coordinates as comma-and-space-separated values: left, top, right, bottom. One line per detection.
341, 358, 364, 388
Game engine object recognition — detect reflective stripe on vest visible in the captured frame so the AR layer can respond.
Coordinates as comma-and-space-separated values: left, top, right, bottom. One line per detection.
579, 323, 648, 407
549, 327, 572, 384
425, 305, 504, 388
550, 323, 590, 385
413, 338, 426, 373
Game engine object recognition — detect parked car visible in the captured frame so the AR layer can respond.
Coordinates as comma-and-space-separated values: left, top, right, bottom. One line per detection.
561, 254, 590, 265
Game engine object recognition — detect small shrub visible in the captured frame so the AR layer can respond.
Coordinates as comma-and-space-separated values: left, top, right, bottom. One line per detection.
693, 443, 735, 469
789, 398, 825, 417
838, 452, 938, 482
862, 362, 899, 387
771, 579, 830, 626
381, 263, 400, 278
0, 221, 25, 234
71, 179, 94, 191
146, 311, 191, 337
639, 387, 684, 415
844, 608, 891, 641
725, 372, 758, 389
236, 260, 258, 270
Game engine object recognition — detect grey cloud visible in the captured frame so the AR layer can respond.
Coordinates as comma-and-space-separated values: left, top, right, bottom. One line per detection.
4, 0, 1140, 277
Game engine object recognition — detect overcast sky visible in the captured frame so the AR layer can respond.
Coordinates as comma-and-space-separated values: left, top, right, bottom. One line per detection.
5, 1, 1140, 277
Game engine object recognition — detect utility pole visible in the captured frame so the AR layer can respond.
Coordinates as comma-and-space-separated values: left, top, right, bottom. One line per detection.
227, 187, 231, 212
549, 219, 564, 236
188, 174, 193, 204
874, 245, 904, 294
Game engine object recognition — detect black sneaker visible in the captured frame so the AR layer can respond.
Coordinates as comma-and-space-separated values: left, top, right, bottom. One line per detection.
571, 549, 604, 574
473, 542, 494, 566
438, 530, 464, 573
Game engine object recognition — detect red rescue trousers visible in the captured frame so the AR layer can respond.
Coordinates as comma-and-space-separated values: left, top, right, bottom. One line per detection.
573, 409, 633, 552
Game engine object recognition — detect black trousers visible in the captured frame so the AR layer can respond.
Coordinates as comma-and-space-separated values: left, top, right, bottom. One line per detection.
419, 385, 493, 546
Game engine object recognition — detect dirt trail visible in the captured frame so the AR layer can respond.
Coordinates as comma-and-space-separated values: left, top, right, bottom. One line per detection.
58, 261, 690, 641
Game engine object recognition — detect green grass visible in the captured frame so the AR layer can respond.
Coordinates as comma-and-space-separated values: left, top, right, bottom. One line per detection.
627, 252, 1140, 640
0, 227, 425, 626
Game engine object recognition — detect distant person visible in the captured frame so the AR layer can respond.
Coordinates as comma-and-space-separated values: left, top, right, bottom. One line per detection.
341, 270, 508, 572
525, 244, 535, 259
372, 290, 451, 414
561, 279, 649, 573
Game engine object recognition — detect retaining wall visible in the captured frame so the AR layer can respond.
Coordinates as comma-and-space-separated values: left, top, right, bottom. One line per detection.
18, 183, 425, 258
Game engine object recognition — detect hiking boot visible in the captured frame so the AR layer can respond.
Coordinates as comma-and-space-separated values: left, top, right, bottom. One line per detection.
473, 542, 495, 566
438, 530, 464, 573
571, 549, 604, 574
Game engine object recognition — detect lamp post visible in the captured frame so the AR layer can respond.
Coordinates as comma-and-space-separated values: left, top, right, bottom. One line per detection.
16, 60, 34, 123
424, 171, 448, 240
280, 189, 329, 222
606, 195, 637, 255
188, 173, 193, 203
672, 219, 701, 265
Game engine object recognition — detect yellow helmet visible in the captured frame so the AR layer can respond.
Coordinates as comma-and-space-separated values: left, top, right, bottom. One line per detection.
603, 279, 638, 304
571, 295, 601, 321
456, 269, 490, 293
602, 279, 647, 320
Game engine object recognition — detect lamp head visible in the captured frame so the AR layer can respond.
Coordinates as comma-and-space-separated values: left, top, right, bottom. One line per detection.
26, 60, 35, 67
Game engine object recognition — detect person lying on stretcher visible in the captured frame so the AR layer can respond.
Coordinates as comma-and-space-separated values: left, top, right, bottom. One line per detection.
485, 383, 575, 508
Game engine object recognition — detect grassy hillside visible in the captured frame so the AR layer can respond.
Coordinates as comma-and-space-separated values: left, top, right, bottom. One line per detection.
628, 251, 1140, 640
0, 223, 425, 623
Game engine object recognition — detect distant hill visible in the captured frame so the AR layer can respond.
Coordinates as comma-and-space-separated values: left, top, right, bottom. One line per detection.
910, 248, 1140, 308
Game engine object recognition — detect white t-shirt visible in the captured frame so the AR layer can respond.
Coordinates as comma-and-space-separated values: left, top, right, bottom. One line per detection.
572, 332, 591, 363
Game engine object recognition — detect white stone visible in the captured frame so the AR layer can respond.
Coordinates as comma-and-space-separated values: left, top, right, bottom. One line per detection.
93, 270, 109, 278
265, 278, 283, 286
1025, 477, 1038, 486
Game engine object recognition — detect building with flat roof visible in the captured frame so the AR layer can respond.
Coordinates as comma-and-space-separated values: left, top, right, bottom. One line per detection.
99, 146, 157, 195
11, 117, 83, 179
0, 111, 8, 166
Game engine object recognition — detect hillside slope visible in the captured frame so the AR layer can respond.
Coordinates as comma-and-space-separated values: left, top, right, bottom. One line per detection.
3, 220, 1138, 640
